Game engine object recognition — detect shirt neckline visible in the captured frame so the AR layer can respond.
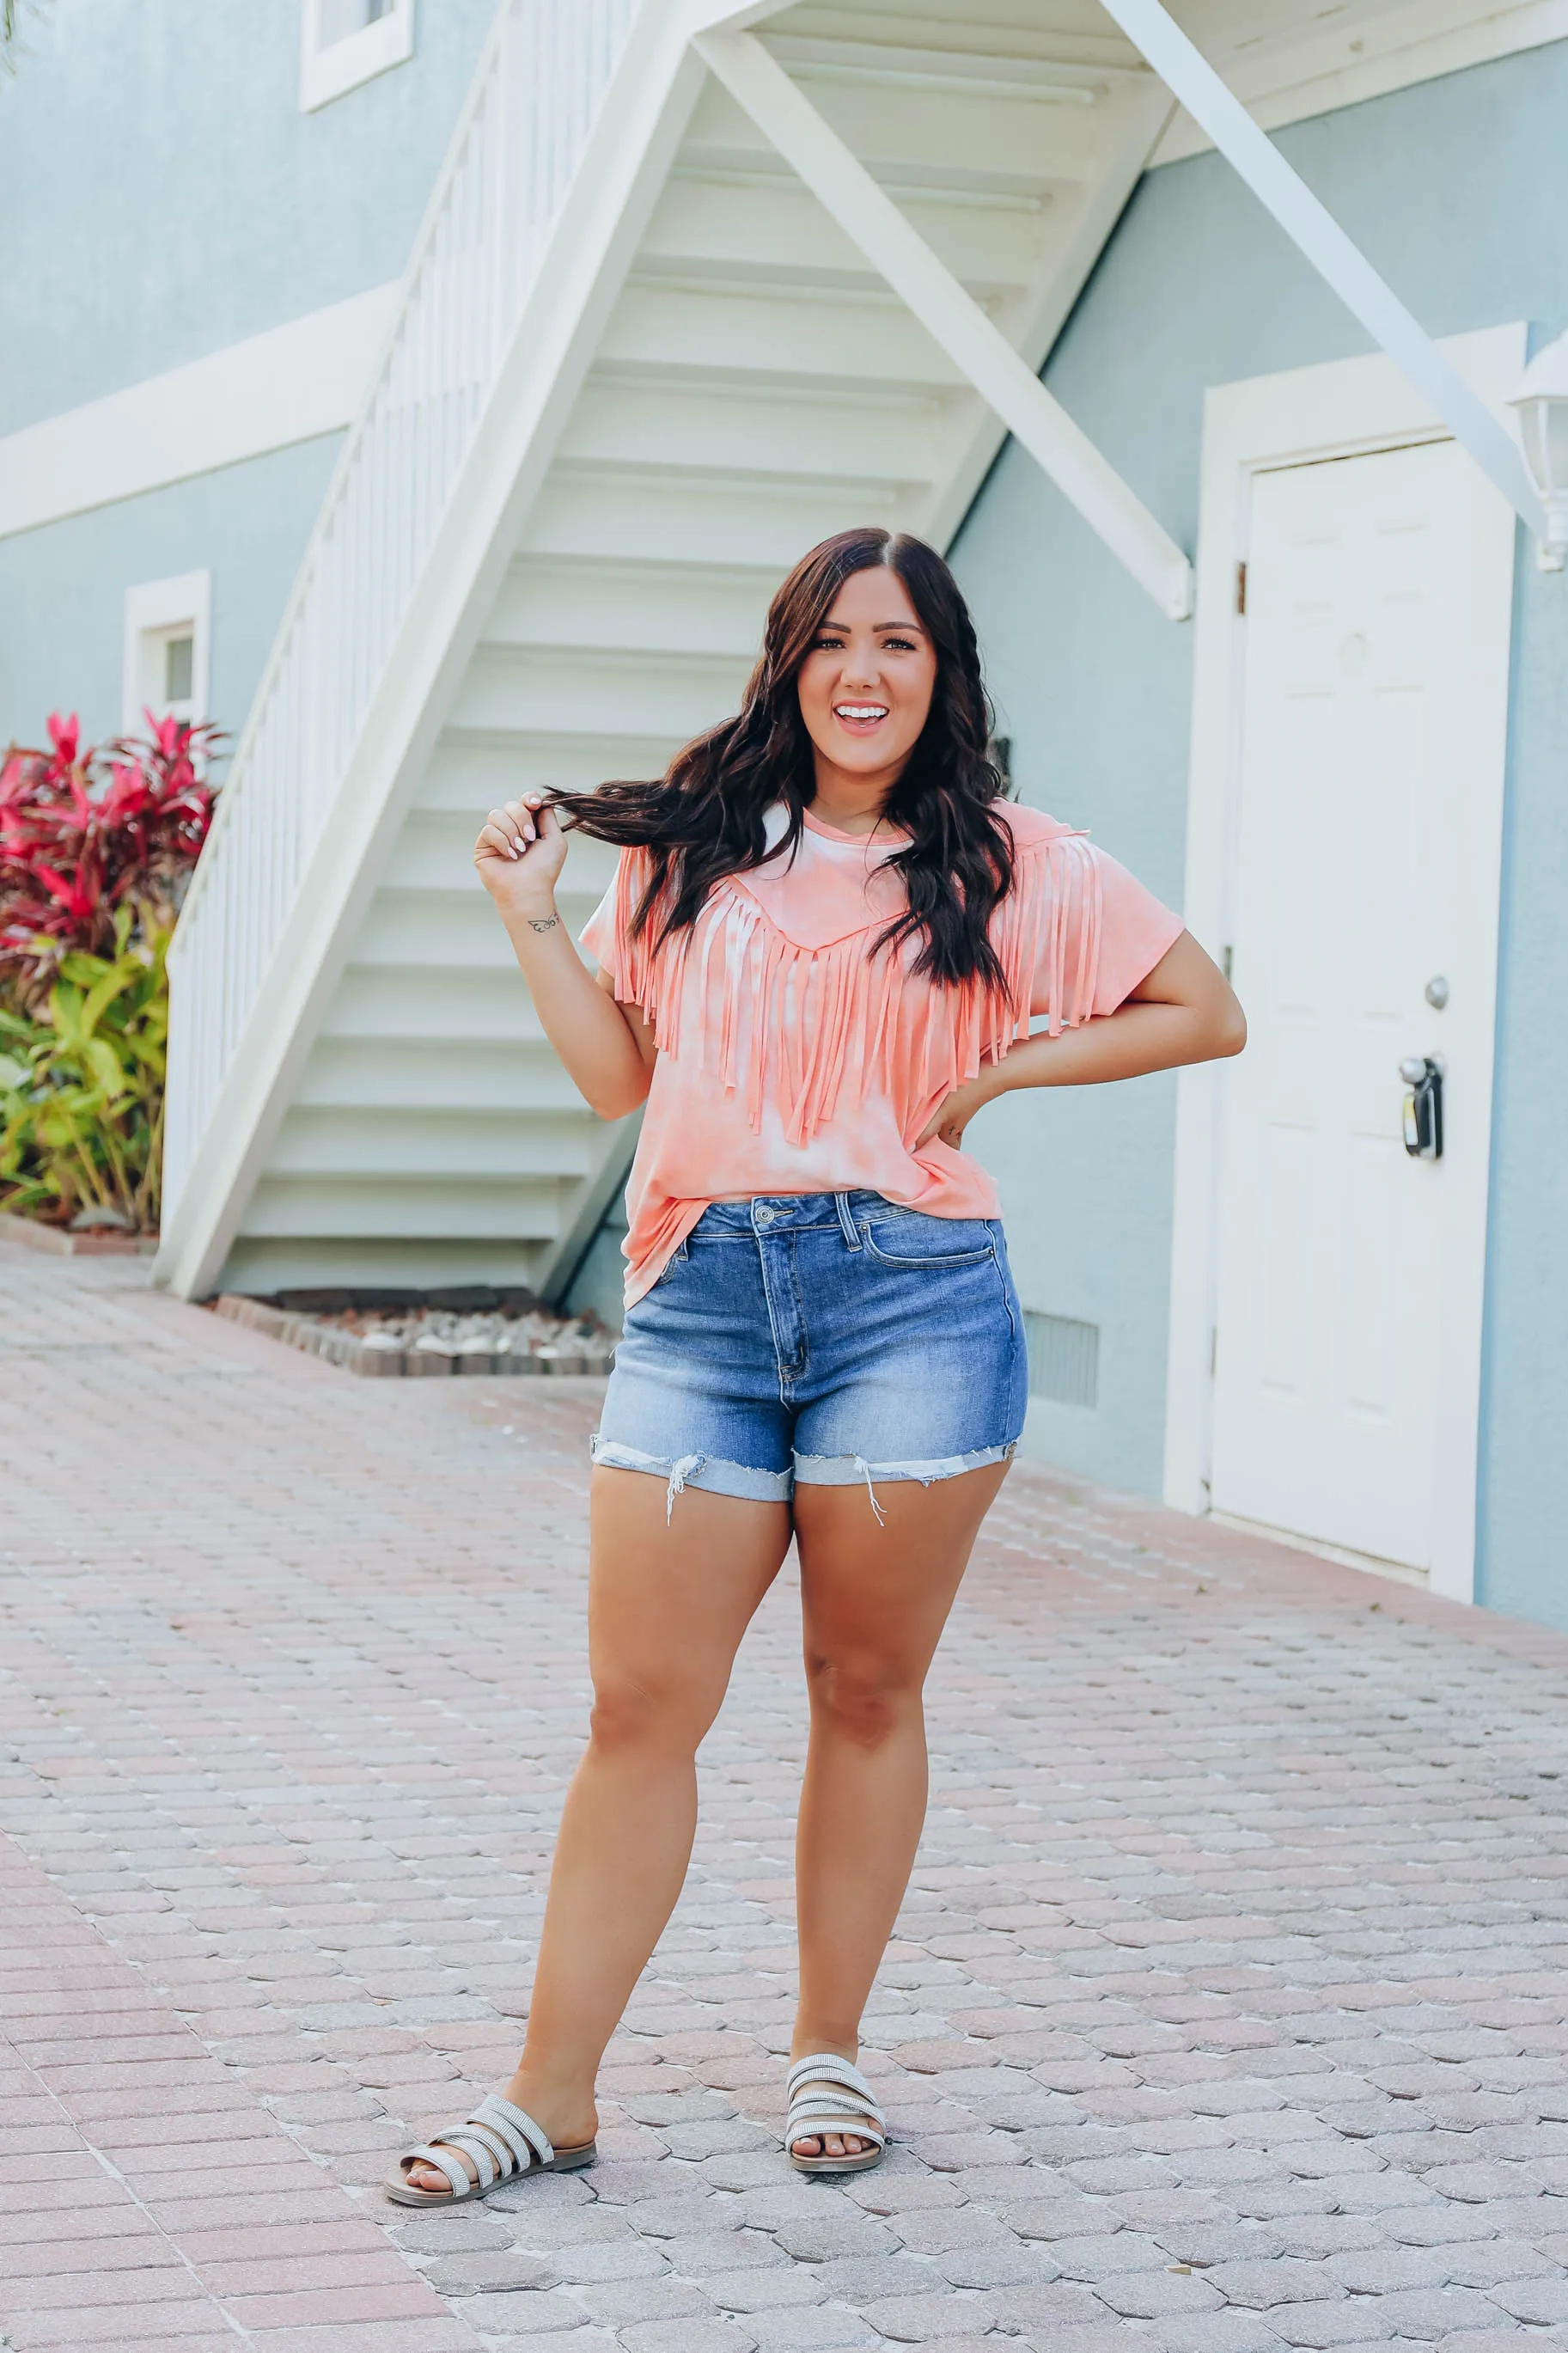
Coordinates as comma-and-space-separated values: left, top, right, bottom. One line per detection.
800, 806, 904, 849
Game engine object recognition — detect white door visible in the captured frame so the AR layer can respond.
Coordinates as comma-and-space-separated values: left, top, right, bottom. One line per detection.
1210, 437, 1515, 1581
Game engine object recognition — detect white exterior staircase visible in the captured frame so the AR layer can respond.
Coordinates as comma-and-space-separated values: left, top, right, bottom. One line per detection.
159, 0, 1181, 1303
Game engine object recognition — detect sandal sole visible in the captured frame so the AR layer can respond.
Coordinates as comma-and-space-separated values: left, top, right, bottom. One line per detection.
789, 2145, 885, 2174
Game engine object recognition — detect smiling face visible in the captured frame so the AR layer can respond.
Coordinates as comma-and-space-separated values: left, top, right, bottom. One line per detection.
795, 563, 938, 798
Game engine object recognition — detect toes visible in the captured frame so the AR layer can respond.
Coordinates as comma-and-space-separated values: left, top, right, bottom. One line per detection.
403, 2146, 481, 2197
792, 2131, 873, 2160
792, 2128, 876, 2161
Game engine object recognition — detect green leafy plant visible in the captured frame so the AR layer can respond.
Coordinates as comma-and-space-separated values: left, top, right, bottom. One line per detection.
0, 911, 171, 1232
0, 710, 221, 1237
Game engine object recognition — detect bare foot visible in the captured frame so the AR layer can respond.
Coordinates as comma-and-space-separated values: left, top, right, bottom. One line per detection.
400, 2075, 598, 2197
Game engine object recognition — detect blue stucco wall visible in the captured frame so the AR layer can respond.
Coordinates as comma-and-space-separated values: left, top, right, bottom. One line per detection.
0, 0, 495, 435
0, 0, 491, 750
0, 440, 341, 755
1479, 529, 1568, 1625
949, 39, 1568, 1624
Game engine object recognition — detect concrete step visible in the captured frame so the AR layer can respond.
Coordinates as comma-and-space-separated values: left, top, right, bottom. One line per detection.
639, 168, 1049, 294
448, 644, 753, 742
293, 1040, 605, 1119
595, 282, 966, 394
522, 466, 905, 569
242, 1174, 570, 1244
556, 381, 945, 493
487, 553, 777, 659
270, 1103, 602, 1176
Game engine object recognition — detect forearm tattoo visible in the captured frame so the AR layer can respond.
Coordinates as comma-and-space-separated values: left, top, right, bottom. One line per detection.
527, 915, 559, 934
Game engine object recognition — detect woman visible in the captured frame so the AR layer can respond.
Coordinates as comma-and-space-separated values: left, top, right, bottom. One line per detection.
388, 527, 1243, 2204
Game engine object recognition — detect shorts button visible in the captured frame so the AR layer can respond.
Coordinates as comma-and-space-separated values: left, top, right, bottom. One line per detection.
754, 1205, 776, 1226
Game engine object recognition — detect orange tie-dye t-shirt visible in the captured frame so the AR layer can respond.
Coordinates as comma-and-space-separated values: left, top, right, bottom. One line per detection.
581, 801, 1183, 1306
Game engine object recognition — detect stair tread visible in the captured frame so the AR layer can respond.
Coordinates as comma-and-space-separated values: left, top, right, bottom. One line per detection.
546, 462, 934, 514
674, 144, 1074, 210
628, 255, 1027, 306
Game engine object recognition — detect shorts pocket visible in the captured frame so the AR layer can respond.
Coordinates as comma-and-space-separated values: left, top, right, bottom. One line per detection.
859, 1212, 997, 1269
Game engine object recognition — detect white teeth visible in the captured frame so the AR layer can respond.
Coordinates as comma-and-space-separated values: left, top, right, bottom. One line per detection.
836, 704, 888, 720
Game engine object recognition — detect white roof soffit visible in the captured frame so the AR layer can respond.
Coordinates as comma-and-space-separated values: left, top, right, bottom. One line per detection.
698, 5, 1544, 606
693, 28, 1196, 621
1095, 0, 1546, 538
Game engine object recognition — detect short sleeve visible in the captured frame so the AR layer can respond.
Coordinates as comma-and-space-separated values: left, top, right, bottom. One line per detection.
1029, 843, 1184, 1022
577, 845, 665, 1014
579, 865, 620, 975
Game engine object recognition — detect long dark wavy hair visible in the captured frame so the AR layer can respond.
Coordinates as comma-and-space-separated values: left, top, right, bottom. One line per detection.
548, 527, 1016, 991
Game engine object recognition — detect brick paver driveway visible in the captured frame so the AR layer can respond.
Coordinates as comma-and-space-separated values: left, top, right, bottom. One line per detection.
3, 1241, 1568, 2353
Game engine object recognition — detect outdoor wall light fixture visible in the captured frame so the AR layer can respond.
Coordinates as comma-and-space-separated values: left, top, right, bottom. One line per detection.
1507, 328, 1568, 571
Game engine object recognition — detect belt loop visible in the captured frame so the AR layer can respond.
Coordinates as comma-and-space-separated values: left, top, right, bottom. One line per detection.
834, 1192, 862, 1250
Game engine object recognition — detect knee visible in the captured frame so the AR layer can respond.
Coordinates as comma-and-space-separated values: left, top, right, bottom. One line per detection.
805, 1649, 920, 1751
588, 1671, 714, 1758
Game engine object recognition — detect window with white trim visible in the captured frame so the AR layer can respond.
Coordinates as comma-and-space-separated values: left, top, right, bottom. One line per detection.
300, 0, 414, 113
123, 572, 210, 736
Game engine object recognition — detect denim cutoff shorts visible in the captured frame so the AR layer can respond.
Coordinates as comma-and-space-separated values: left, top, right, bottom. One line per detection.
591, 1191, 1028, 1517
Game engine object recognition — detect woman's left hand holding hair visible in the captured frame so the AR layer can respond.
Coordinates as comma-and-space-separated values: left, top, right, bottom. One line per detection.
475, 795, 570, 914
475, 795, 656, 1121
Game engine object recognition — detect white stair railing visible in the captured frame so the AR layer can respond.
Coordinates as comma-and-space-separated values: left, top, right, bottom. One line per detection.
162, 0, 638, 1225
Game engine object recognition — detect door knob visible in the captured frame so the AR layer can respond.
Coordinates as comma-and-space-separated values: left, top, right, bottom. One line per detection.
1400, 1055, 1444, 1160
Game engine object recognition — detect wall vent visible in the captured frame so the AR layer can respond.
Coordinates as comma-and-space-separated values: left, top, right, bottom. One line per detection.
1024, 1311, 1100, 1409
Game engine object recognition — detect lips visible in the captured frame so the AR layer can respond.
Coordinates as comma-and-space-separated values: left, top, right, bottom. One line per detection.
833, 703, 889, 730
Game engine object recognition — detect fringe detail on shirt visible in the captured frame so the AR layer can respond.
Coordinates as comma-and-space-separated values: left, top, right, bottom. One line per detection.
601, 832, 1103, 1149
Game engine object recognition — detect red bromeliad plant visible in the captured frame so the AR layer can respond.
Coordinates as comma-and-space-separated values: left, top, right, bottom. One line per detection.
0, 711, 223, 1232
0, 710, 221, 1003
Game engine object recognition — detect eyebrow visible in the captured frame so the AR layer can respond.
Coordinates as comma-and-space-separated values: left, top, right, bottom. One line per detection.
819, 614, 927, 633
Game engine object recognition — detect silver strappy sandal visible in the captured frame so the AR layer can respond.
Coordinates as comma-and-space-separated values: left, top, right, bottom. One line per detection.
385, 2089, 595, 2206
785, 2052, 887, 2176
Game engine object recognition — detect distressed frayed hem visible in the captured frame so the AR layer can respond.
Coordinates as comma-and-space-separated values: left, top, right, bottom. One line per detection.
589, 1435, 792, 1519
793, 1442, 1018, 1519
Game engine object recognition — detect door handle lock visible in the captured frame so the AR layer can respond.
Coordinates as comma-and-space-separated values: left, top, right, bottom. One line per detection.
1400, 1054, 1444, 1160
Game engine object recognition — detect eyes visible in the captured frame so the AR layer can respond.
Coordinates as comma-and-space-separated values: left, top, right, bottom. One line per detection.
812, 632, 921, 654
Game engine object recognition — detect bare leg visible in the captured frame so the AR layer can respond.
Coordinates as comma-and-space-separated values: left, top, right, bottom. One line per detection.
404, 1469, 790, 2191
787, 1462, 1010, 2158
